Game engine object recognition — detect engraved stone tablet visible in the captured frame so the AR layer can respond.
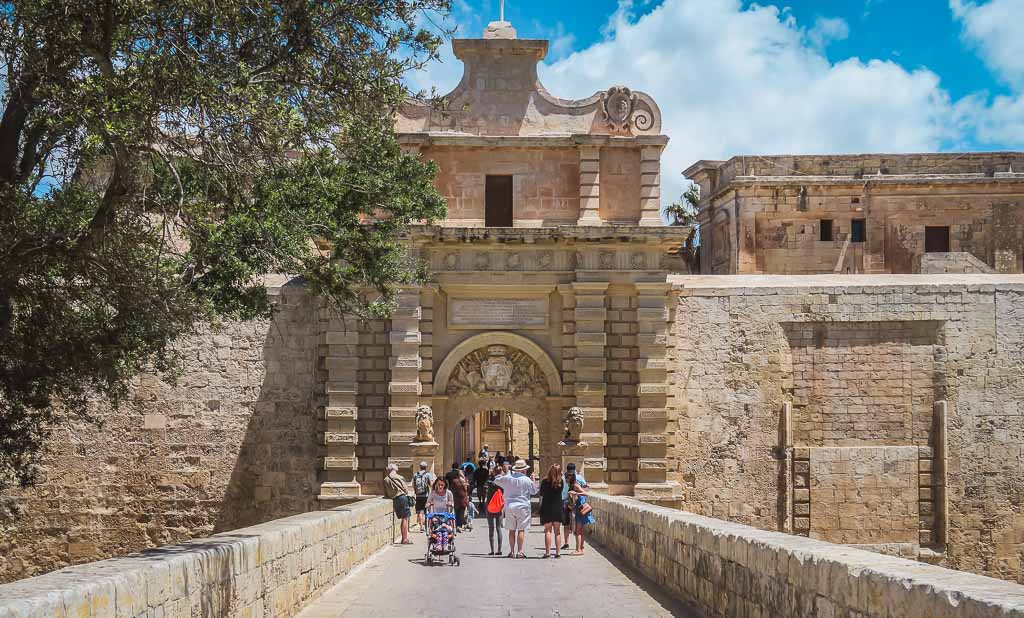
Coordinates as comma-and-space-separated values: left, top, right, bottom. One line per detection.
449, 298, 547, 329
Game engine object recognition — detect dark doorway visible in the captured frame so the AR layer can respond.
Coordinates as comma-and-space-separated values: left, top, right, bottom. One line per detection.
485, 175, 513, 227
851, 218, 867, 243
819, 220, 833, 242
925, 226, 951, 253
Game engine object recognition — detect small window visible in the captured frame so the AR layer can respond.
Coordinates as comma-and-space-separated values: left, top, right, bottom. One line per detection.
820, 220, 833, 242
485, 175, 513, 227
925, 226, 951, 253
851, 219, 867, 243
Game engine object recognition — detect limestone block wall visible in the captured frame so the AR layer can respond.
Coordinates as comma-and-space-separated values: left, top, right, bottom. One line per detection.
669, 274, 1024, 583
0, 281, 321, 584
588, 493, 1024, 618
424, 146, 580, 227
0, 498, 392, 618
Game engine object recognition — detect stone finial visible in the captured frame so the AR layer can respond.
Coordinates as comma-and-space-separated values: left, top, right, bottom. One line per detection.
483, 21, 517, 39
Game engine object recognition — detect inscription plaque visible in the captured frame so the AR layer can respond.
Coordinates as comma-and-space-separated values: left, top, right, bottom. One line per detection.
449, 298, 547, 329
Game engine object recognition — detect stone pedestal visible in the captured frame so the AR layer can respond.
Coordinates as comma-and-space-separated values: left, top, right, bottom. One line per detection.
411, 441, 440, 474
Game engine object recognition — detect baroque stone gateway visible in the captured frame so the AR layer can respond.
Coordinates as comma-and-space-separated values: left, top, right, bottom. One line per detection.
1, 16, 1023, 607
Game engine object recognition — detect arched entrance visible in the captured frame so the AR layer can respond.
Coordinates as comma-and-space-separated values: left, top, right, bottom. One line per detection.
451, 409, 540, 465
432, 333, 564, 474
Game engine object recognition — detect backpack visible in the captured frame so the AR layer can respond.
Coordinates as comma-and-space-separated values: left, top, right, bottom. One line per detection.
486, 487, 504, 514
413, 472, 430, 496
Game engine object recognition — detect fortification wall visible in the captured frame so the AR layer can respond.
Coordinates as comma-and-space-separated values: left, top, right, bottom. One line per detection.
589, 493, 1024, 617
0, 498, 392, 618
0, 281, 322, 584
668, 274, 1024, 583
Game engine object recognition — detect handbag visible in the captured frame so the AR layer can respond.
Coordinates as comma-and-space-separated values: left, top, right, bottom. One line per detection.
487, 487, 505, 514
578, 500, 593, 517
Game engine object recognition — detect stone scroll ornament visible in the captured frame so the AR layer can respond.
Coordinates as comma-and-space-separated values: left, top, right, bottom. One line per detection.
602, 86, 654, 132
561, 406, 585, 445
447, 345, 548, 398
415, 405, 435, 444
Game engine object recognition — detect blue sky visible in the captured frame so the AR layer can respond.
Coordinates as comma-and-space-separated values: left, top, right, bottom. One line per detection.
409, 0, 1024, 199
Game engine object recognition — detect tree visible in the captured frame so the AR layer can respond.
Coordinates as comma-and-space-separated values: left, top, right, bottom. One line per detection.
0, 0, 451, 487
665, 183, 701, 271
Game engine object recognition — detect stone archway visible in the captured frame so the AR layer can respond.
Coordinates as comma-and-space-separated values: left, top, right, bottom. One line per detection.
432, 333, 564, 472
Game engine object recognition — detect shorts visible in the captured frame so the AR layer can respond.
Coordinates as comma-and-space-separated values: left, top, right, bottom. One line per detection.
504, 505, 532, 531
562, 501, 573, 526
415, 496, 428, 513
393, 495, 411, 519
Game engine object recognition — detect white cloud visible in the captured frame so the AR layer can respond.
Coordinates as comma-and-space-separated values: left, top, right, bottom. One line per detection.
541, 0, 960, 199
951, 0, 1024, 88
405, 0, 1021, 203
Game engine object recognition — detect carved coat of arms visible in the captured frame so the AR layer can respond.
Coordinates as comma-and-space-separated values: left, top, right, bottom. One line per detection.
481, 346, 513, 391
448, 344, 548, 398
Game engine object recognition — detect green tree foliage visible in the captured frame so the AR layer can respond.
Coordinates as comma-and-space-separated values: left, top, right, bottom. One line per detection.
0, 0, 450, 487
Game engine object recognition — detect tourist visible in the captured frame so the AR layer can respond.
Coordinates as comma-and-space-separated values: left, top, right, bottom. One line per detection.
539, 464, 564, 558
494, 459, 539, 558
451, 468, 471, 530
462, 456, 476, 478
561, 463, 587, 550
383, 463, 413, 545
569, 478, 594, 555
495, 451, 505, 466
426, 477, 454, 514
479, 444, 490, 460
444, 462, 461, 487
411, 461, 435, 531
473, 459, 490, 510
484, 467, 504, 555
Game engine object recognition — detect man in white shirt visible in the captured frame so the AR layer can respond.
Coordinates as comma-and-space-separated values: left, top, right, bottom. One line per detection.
494, 459, 539, 558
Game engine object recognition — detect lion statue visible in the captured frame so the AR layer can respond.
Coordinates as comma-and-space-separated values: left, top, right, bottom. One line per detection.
415, 404, 435, 443
562, 406, 585, 444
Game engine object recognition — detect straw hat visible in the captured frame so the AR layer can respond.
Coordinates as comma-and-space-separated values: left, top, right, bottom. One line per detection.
512, 459, 529, 472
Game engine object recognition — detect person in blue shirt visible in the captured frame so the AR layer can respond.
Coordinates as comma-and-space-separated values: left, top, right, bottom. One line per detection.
561, 462, 587, 550
461, 457, 477, 500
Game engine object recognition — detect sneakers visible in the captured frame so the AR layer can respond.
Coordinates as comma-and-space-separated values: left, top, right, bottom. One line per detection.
560, 543, 570, 550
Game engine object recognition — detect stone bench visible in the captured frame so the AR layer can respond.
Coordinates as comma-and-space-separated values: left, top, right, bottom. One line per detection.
588, 493, 1024, 617
0, 498, 392, 618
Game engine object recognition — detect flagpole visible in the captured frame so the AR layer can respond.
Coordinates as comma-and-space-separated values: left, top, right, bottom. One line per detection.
500, 0, 505, 22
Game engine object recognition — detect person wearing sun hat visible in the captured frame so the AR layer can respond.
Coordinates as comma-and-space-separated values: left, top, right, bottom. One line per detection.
494, 458, 539, 558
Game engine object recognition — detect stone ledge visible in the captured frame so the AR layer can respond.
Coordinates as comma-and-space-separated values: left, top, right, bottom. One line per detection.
587, 494, 1024, 617
0, 499, 393, 618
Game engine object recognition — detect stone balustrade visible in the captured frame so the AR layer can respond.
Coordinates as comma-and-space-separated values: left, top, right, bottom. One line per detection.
0, 498, 392, 618
588, 494, 1024, 617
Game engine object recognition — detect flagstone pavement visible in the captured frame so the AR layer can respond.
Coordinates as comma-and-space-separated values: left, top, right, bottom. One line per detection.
297, 511, 701, 618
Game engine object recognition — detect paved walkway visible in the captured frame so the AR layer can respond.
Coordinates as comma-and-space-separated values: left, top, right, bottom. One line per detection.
298, 512, 699, 618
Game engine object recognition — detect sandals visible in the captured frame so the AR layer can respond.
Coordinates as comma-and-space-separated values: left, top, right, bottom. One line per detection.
517, 553, 527, 559
541, 553, 551, 559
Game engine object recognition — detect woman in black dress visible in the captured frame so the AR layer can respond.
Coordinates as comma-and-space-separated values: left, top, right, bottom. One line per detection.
539, 463, 564, 558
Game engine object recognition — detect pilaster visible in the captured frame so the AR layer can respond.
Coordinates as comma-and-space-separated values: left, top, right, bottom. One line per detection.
577, 146, 602, 226
638, 146, 664, 227
387, 287, 425, 477
318, 303, 362, 502
633, 282, 681, 500
571, 282, 610, 488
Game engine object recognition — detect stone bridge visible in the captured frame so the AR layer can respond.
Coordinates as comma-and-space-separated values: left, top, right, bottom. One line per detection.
2, 496, 1023, 618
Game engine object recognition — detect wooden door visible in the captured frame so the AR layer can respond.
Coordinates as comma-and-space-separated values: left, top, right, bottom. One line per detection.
925, 226, 950, 253
485, 175, 513, 227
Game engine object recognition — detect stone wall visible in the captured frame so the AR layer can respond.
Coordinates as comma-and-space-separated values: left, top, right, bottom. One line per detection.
0, 498, 392, 618
668, 274, 1024, 583
0, 280, 321, 584
588, 493, 1024, 617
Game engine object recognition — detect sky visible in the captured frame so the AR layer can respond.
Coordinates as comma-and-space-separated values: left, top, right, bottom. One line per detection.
405, 0, 1024, 201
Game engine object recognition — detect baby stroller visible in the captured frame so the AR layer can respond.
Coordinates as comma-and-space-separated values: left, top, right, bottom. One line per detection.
425, 512, 460, 566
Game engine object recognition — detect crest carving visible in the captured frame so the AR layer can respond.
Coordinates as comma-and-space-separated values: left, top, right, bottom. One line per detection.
603, 86, 635, 131
448, 345, 548, 398
415, 405, 435, 443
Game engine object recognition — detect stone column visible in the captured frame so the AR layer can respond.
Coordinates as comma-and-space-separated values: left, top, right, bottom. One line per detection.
318, 302, 362, 502
572, 282, 610, 489
386, 287, 424, 480
638, 146, 663, 227
577, 146, 602, 226
633, 282, 681, 500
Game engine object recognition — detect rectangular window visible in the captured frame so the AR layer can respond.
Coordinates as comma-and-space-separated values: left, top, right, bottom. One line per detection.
485, 175, 513, 227
851, 218, 867, 243
820, 219, 833, 242
925, 226, 951, 253
486, 410, 503, 430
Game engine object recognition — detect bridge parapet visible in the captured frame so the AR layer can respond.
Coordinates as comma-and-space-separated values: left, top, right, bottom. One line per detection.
0, 498, 392, 618
589, 494, 1024, 617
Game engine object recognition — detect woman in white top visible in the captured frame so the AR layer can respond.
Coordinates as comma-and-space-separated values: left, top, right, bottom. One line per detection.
426, 477, 454, 514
